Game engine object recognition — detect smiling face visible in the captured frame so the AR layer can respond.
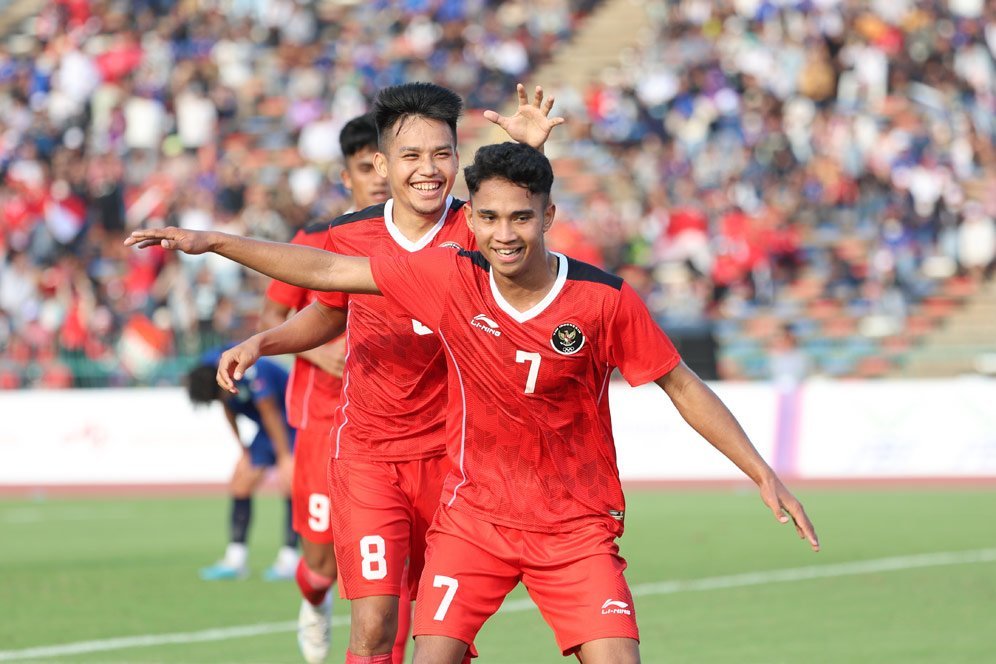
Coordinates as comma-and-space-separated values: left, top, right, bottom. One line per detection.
374, 116, 458, 222
341, 145, 389, 210
465, 177, 555, 283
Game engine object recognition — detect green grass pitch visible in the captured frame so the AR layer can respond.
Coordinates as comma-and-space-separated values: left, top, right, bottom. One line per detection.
1, 488, 994, 663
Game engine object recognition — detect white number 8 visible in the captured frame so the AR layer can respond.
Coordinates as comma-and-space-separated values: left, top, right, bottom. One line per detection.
360, 535, 387, 580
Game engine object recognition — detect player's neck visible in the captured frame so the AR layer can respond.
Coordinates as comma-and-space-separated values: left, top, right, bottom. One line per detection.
391, 201, 443, 243
492, 252, 559, 313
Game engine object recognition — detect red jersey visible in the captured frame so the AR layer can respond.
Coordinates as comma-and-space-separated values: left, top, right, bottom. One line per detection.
264, 222, 344, 430
317, 197, 475, 461
370, 249, 681, 535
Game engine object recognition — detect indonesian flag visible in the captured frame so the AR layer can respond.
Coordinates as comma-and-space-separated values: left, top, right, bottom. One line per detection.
118, 314, 172, 381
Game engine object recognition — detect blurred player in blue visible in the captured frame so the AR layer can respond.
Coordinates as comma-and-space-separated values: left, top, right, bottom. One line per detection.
186, 349, 299, 580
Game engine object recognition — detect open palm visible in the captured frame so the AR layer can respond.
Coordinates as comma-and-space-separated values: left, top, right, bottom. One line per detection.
485, 83, 565, 150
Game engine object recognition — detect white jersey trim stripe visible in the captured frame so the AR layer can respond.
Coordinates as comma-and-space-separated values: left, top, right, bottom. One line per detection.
489, 251, 568, 323
299, 363, 315, 430
383, 196, 453, 252
333, 304, 355, 459
596, 364, 611, 405
437, 329, 468, 506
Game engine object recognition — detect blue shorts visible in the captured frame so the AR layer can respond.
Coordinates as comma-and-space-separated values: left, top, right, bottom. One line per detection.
248, 427, 296, 467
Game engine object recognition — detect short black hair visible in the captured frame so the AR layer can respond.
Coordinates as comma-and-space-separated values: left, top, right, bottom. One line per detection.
464, 143, 554, 198
373, 82, 462, 148
339, 112, 379, 159
186, 364, 219, 405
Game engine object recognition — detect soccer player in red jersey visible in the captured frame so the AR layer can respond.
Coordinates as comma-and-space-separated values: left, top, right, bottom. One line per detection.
160, 83, 561, 664
128, 142, 820, 663
259, 113, 390, 664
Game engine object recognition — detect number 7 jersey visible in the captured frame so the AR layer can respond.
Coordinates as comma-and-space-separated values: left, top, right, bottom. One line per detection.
370, 248, 682, 535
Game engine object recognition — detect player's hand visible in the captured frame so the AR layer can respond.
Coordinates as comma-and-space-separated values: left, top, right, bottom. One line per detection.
759, 474, 820, 552
484, 83, 565, 150
216, 338, 262, 394
124, 226, 216, 254
276, 454, 294, 493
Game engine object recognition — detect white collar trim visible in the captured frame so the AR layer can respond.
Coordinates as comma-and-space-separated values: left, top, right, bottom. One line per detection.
489, 252, 568, 323
383, 196, 453, 252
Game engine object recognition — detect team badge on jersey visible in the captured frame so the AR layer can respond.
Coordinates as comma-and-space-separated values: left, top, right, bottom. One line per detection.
439, 241, 463, 250
551, 322, 585, 355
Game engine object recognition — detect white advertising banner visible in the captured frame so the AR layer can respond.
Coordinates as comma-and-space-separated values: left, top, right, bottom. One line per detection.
796, 377, 996, 478
2, 379, 994, 486
0, 388, 241, 485
610, 381, 778, 480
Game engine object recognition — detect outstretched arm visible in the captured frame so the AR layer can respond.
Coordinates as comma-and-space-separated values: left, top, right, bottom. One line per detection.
217, 302, 347, 393
656, 362, 820, 552
484, 83, 565, 151
124, 227, 380, 295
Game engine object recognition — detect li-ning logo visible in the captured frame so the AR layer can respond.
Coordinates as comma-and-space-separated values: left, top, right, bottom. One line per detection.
601, 599, 632, 616
439, 241, 463, 250
470, 314, 501, 337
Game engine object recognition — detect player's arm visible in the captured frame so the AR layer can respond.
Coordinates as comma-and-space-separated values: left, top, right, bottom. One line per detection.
124, 228, 381, 295
218, 302, 347, 393
655, 362, 820, 552
254, 394, 293, 461
221, 404, 244, 450
484, 83, 565, 152
260, 296, 346, 377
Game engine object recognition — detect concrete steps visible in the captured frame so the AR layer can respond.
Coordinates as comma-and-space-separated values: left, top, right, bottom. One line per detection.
900, 280, 996, 377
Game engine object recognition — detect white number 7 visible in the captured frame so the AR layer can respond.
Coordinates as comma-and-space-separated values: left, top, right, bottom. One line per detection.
515, 351, 541, 394
432, 575, 459, 621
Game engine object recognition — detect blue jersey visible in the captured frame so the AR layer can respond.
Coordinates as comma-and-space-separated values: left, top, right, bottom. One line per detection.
200, 349, 290, 426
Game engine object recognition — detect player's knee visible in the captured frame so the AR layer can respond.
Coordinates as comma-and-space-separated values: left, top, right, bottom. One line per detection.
349, 599, 399, 653
303, 544, 337, 579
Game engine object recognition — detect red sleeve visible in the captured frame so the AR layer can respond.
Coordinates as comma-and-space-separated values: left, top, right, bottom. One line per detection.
604, 282, 681, 386
316, 227, 349, 310
369, 249, 455, 330
265, 277, 308, 310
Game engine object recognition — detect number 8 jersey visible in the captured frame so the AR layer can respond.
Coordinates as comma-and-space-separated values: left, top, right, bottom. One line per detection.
370, 248, 681, 536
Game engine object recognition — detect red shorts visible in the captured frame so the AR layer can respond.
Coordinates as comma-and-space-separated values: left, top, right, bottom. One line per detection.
414, 505, 639, 657
291, 425, 335, 544
329, 454, 449, 599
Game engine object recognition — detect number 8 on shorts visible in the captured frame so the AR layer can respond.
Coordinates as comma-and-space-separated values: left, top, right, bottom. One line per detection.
360, 535, 388, 580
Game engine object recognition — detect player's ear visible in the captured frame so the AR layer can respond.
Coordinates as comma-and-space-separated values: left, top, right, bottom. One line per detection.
340, 168, 353, 192
542, 201, 556, 233
373, 151, 388, 179
464, 202, 474, 231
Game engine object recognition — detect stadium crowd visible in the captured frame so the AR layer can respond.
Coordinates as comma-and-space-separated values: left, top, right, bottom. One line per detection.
1, 0, 995, 387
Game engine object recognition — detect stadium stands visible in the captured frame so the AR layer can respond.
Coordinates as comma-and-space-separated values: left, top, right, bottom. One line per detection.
1, 0, 994, 387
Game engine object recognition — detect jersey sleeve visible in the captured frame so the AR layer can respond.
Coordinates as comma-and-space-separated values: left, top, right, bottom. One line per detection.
265, 277, 308, 310
316, 227, 349, 310
369, 249, 455, 330
604, 282, 681, 386
245, 361, 280, 402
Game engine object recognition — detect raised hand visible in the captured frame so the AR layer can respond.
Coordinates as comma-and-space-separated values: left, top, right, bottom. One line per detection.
124, 226, 215, 254
216, 338, 262, 394
484, 83, 566, 150
759, 475, 820, 552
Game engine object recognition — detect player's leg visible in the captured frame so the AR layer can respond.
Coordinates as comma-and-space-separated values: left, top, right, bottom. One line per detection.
200, 452, 265, 580
575, 638, 640, 664
291, 426, 337, 664
329, 458, 412, 659
391, 560, 413, 664
520, 522, 639, 661
255, 429, 299, 580
412, 504, 521, 664
393, 453, 448, 663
